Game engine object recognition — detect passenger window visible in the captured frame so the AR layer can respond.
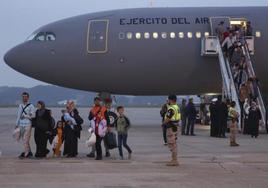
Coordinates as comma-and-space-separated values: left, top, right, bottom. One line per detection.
127, 32, 133, 39
196, 32, 201, 38
35, 32, 45, 41
179, 32, 184, 38
204, 32, 210, 37
46, 32, 56, 41
153, 32, 158, 39
119, 32, 125, 39
161, 32, 167, 39
136, 33, 141, 39
144, 32, 150, 39
170, 32, 176, 39
256, 31, 261, 38
187, 32, 193, 38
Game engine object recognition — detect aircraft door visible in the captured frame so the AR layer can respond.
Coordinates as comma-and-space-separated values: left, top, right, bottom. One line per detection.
210, 17, 230, 36
87, 20, 109, 53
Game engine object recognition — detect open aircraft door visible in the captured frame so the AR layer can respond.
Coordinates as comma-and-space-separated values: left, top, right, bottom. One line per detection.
210, 17, 230, 36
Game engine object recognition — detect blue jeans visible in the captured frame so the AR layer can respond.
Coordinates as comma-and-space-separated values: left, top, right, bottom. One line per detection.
118, 134, 132, 157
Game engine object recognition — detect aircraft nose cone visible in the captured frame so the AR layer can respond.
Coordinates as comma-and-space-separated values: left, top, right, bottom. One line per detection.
4, 48, 17, 68
3, 45, 26, 70
4, 50, 11, 66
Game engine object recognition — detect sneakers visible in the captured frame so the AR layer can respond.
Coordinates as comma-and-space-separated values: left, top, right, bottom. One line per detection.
19, 151, 33, 159
128, 153, 132, 160
18, 152, 25, 159
25, 151, 33, 158
86, 152, 95, 158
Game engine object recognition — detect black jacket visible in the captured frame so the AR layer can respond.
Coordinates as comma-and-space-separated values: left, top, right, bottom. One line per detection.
33, 109, 54, 132
186, 102, 197, 120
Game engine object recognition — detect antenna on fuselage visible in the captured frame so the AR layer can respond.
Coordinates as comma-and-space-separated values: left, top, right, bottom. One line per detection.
149, 0, 155, 7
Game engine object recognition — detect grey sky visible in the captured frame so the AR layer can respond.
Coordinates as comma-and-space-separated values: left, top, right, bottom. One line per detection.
0, 0, 267, 88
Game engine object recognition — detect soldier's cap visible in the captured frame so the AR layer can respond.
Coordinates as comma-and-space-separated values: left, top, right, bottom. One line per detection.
168, 95, 177, 101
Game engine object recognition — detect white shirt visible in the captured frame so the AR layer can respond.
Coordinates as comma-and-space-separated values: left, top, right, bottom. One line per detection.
16, 103, 35, 127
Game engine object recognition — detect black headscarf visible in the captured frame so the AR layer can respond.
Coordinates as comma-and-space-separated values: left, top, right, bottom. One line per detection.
37, 101, 46, 117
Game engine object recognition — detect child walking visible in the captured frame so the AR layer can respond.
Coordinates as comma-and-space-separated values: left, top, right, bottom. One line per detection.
115, 106, 132, 160
53, 121, 65, 157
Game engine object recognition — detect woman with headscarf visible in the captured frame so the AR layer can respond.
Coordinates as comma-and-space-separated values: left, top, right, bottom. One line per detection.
248, 101, 261, 138
33, 101, 54, 158
62, 100, 83, 158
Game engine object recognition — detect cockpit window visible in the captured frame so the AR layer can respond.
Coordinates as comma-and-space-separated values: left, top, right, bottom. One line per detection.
46, 32, 56, 41
26, 32, 38, 41
35, 32, 46, 41
26, 32, 56, 42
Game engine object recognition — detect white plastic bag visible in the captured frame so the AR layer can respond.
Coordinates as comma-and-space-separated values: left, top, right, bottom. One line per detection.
86, 132, 96, 147
12, 127, 21, 142
52, 135, 59, 149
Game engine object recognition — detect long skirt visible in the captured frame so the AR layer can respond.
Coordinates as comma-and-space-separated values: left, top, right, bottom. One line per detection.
34, 128, 49, 157
63, 126, 78, 157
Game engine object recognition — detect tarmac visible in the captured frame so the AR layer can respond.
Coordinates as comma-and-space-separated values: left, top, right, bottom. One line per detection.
0, 107, 268, 188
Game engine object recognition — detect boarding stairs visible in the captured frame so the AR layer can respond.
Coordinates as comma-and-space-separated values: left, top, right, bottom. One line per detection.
201, 36, 267, 132
216, 38, 242, 130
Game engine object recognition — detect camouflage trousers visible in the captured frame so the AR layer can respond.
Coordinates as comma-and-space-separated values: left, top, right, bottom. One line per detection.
230, 121, 238, 143
166, 127, 178, 159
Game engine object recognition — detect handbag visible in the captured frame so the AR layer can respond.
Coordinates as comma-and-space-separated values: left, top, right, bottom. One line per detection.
104, 132, 117, 150
86, 132, 96, 147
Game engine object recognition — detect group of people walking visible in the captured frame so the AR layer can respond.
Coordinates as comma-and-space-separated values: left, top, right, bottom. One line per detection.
13, 91, 263, 168
14, 92, 132, 160
86, 97, 132, 160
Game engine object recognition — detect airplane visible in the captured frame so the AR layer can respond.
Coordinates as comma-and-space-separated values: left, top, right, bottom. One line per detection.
3, 7, 268, 97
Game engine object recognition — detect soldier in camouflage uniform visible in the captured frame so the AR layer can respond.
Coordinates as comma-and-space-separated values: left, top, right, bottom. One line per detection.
228, 101, 240, 146
163, 95, 181, 166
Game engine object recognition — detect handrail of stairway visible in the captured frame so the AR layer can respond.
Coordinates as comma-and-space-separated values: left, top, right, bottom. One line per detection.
242, 42, 267, 128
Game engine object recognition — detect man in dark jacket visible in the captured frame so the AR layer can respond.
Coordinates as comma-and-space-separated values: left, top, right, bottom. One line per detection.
185, 98, 197, 136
